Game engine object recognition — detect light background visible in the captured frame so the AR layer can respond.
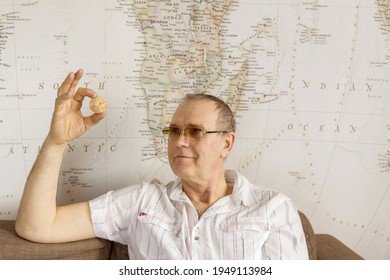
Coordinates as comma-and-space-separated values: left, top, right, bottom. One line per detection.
0, 0, 389, 259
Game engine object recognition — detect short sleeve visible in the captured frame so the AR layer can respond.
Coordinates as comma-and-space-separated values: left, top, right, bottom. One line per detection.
89, 184, 145, 244
264, 198, 309, 259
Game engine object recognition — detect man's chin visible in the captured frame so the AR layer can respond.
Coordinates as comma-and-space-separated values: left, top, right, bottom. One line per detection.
171, 166, 193, 180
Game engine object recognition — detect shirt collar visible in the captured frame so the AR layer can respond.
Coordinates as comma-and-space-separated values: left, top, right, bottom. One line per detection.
167, 170, 257, 208
167, 179, 185, 201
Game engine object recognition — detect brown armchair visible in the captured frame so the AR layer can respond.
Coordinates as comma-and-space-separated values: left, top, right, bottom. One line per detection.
298, 211, 363, 260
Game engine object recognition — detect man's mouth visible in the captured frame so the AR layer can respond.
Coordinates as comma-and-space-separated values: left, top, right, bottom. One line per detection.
175, 155, 194, 159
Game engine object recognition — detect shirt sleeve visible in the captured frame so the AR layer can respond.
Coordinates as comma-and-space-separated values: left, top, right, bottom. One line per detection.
89, 183, 145, 245
263, 197, 309, 260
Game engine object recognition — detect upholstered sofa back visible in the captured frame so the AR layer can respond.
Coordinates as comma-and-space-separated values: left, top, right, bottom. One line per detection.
0, 211, 363, 260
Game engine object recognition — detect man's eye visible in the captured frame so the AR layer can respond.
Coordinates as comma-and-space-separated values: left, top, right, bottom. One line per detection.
188, 128, 203, 138
170, 127, 181, 135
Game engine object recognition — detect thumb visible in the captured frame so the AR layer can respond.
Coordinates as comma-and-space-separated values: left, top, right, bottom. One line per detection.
84, 113, 105, 130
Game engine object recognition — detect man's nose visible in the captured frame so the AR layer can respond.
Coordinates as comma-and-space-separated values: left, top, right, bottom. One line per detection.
175, 129, 190, 147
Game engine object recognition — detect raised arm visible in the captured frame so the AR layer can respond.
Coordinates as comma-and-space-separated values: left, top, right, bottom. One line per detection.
15, 69, 105, 243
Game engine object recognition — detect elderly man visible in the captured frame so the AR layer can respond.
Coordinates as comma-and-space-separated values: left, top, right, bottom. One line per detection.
15, 69, 308, 259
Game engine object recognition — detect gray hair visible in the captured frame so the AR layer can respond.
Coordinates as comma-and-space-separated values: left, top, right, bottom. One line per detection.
182, 93, 236, 133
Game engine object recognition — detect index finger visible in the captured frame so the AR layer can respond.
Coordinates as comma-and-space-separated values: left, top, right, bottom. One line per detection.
73, 88, 97, 104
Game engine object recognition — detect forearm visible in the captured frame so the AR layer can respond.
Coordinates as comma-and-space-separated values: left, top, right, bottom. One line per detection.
15, 138, 66, 240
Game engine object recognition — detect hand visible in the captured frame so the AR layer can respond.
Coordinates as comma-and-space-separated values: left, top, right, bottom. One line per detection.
47, 69, 105, 147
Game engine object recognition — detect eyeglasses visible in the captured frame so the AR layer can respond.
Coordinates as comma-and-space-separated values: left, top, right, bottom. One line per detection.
162, 127, 229, 141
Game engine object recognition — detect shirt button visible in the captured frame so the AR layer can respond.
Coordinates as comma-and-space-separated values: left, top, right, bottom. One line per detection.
194, 236, 200, 241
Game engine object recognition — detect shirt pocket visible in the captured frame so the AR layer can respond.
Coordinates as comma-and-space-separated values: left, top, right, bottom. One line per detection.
220, 217, 268, 232
135, 209, 183, 259
219, 217, 269, 259
137, 209, 182, 232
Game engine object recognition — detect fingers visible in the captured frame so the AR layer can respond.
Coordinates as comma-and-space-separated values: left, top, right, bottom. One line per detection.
55, 70, 105, 128
73, 87, 97, 102
57, 69, 83, 97
70, 69, 84, 93
57, 70, 99, 106
57, 72, 74, 97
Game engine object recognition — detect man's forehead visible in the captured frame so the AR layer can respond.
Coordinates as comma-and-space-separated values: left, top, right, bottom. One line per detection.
177, 98, 217, 110
177, 99, 218, 114
170, 99, 218, 125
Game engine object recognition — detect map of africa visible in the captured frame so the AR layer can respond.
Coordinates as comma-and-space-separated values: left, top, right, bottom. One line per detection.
0, 0, 389, 259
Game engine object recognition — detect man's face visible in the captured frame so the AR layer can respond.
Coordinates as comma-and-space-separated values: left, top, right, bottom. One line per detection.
167, 99, 230, 184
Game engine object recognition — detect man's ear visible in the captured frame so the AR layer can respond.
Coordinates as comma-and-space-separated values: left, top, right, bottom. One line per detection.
221, 132, 236, 159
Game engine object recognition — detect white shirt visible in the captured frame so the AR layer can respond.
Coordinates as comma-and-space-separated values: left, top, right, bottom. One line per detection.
89, 170, 308, 259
